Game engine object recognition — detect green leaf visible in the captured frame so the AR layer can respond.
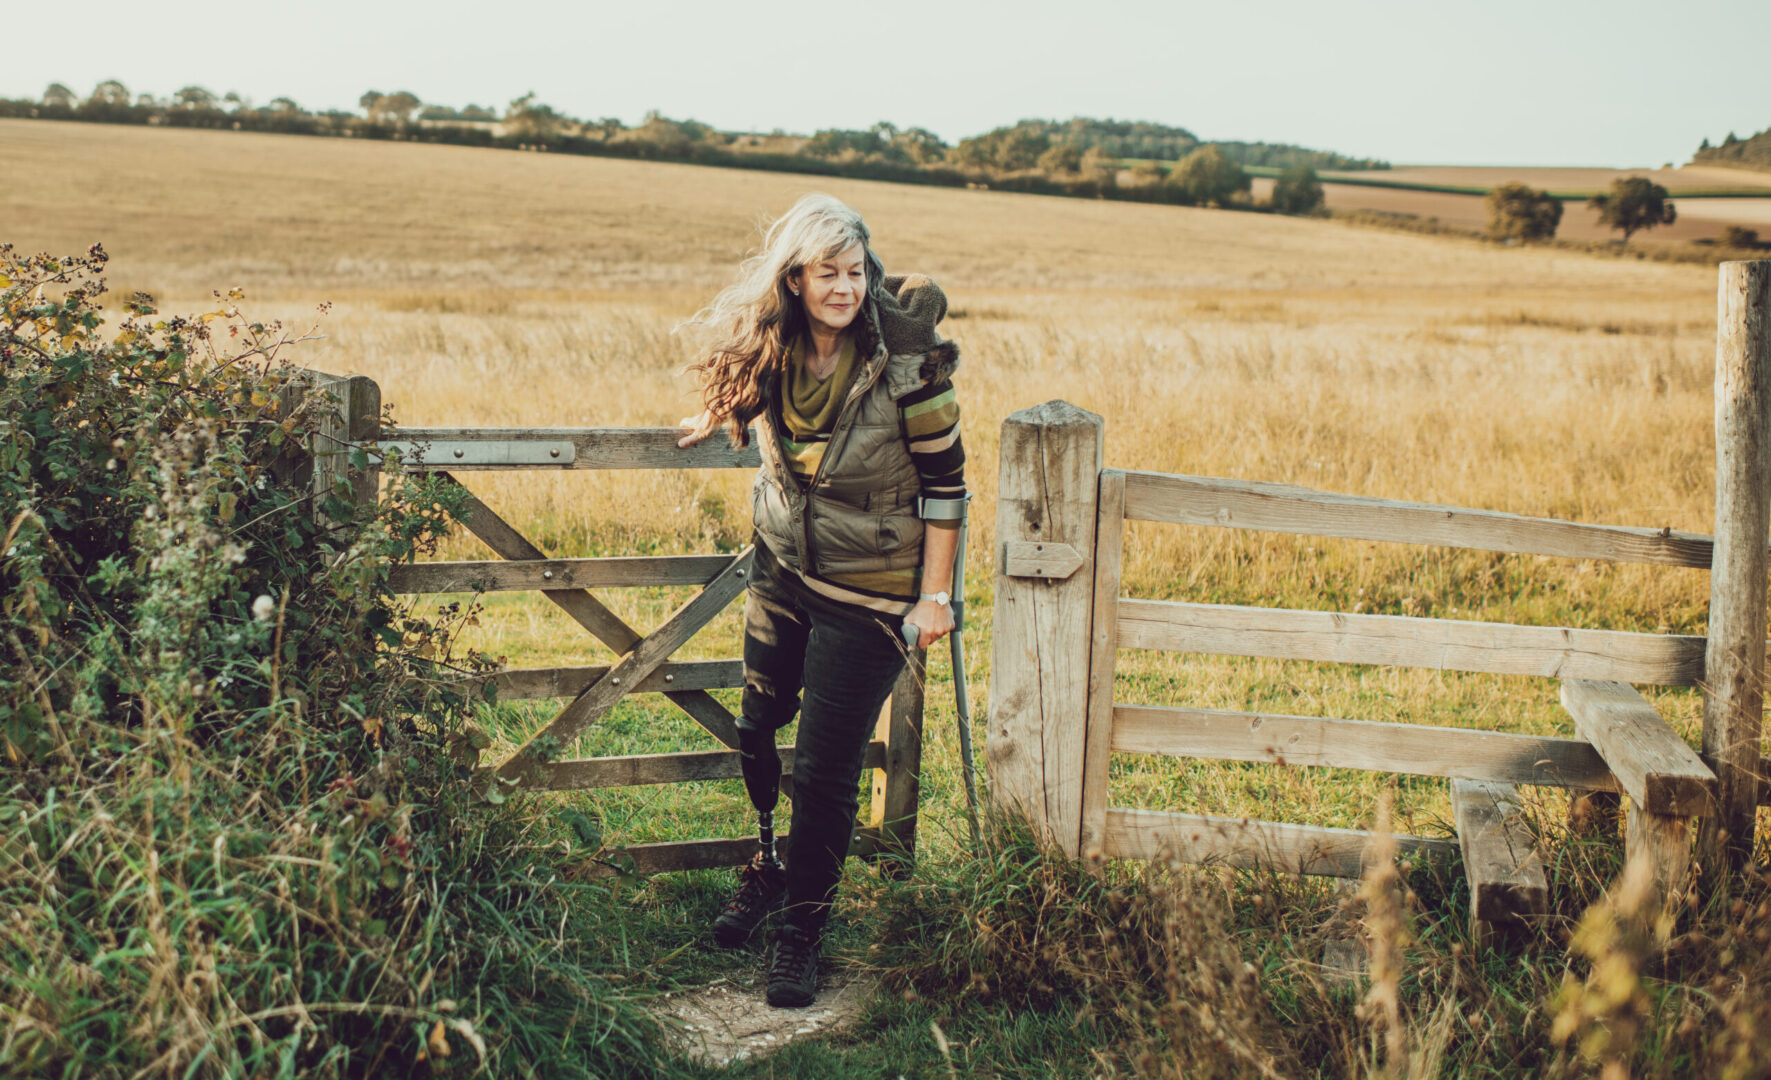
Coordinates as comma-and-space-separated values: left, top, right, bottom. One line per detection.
559, 809, 602, 849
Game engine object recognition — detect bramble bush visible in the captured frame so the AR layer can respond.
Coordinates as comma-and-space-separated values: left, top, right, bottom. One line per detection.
0, 245, 680, 1078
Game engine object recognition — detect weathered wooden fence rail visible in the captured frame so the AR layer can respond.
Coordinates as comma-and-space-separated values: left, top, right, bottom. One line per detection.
289, 389, 926, 875
990, 261, 1771, 937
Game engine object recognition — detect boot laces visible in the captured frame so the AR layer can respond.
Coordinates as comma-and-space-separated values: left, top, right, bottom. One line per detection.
722, 857, 781, 920
770, 924, 817, 978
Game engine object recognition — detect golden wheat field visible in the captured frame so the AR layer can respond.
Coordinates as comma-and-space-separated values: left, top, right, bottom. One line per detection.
3, 116, 1753, 845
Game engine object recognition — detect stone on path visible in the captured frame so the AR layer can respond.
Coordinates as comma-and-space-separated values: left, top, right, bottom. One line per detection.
657, 971, 877, 1067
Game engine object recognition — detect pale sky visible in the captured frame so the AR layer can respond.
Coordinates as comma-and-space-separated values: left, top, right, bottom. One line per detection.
6, 0, 1768, 167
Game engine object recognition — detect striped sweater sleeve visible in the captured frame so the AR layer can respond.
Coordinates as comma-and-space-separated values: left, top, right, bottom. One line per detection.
899, 377, 967, 528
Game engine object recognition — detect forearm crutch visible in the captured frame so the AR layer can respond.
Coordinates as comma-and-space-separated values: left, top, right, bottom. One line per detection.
900, 494, 981, 848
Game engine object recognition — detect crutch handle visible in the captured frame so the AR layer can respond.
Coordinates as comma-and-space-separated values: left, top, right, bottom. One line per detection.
899, 622, 921, 650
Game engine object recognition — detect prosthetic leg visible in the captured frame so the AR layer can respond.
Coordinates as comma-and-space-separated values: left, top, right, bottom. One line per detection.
711, 726, 789, 948
738, 727, 785, 872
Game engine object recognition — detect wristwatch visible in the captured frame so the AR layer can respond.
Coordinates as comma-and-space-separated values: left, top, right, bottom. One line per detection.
920, 591, 951, 607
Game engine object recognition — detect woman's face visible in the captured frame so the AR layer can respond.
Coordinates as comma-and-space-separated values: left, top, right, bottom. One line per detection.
789, 242, 866, 334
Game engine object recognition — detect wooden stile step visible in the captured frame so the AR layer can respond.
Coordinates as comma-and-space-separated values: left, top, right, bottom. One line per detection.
1451, 779, 1547, 943
1558, 680, 1716, 817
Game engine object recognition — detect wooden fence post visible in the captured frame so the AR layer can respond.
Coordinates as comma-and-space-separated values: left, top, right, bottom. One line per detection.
1700, 260, 1771, 872
303, 371, 382, 526
869, 652, 925, 868
986, 400, 1103, 856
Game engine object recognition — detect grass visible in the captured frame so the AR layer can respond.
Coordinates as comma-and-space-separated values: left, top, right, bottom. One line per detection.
7, 117, 1770, 1075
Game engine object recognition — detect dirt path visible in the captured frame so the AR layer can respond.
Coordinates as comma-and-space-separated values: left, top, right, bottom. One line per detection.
656, 971, 879, 1067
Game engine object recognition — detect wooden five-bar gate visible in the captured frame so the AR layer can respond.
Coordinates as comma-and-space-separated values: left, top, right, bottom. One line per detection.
990, 262, 1770, 937
294, 377, 925, 874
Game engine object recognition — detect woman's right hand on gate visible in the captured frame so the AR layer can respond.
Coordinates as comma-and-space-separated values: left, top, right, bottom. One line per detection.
677, 409, 718, 448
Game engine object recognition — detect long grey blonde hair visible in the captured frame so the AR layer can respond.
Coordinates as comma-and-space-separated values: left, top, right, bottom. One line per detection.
680, 193, 886, 446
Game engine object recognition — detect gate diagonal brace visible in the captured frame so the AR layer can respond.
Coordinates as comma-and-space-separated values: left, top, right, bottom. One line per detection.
497, 547, 757, 785
437, 473, 749, 753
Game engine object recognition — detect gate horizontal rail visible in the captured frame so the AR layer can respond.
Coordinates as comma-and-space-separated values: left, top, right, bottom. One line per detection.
382, 426, 762, 470
389, 555, 741, 593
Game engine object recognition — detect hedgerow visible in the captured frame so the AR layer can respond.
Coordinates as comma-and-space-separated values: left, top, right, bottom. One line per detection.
0, 245, 677, 1078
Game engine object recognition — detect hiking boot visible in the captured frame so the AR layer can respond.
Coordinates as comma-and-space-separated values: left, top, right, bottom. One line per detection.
765, 923, 821, 1008
710, 853, 786, 948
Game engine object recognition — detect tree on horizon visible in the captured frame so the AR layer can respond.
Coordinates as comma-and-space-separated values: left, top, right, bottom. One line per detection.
1168, 145, 1250, 207
1486, 182, 1562, 241
1588, 177, 1675, 243
87, 80, 130, 108
174, 86, 217, 111
1271, 164, 1326, 215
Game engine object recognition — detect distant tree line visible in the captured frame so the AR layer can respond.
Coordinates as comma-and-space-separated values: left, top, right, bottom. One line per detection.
945, 118, 1389, 172
2, 80, 1373, 217
1692, 128, 1771, 172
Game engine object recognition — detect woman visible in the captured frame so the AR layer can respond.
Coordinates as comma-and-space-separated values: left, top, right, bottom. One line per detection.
676, 193, 965, 1008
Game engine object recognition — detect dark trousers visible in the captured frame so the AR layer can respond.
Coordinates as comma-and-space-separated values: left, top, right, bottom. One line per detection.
736, 538, 908, 933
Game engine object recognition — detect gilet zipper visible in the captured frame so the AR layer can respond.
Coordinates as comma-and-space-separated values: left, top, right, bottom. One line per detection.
794, 339, 889, 575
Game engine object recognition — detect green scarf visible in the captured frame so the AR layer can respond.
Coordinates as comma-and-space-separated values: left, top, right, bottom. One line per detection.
780, 333, 857, 440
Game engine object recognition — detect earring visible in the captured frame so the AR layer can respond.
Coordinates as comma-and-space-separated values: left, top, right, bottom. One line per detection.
789, 287, 800, 296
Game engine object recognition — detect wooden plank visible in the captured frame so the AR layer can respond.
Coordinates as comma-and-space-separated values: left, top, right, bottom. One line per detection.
1318, 881, 1368, 986
532, 746, 792, 790
1002, 540, 1086, 581
388, 426, 761, 470
497, 547, 754, 781
437, 473, 747, 755
441, 474, 642, 652
469, 660, 744, 699
1626, 800, 1692, 913
388, 555, 736, 594
1111, 704, 1620, 792
1116, 600, 1706, 687
1120, 469, 1715, 568
592, 826, 886, 877
1559, 680, 1716, 816
308, 372, 382, 528
1701, 260, 1771, 870
869, 653, 926, 864
1102, 807, 1457, 879
597, 836, 773, 876
1451, 779, 1548, 941
667, 693, 747, 763
986, 401, 1103, 856
1080, 469, 1127, 858
526, 741, 885, 792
